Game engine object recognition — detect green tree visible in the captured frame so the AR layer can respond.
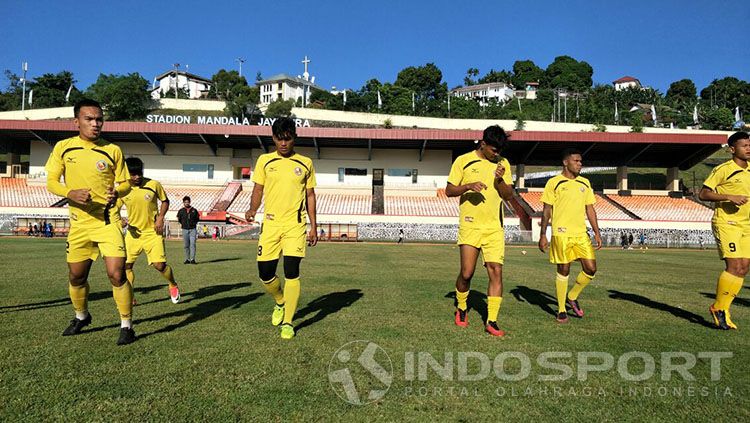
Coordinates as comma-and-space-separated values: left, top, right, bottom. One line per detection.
464, 68, 479, 86
0, 70, 23, 111
225, 85, 260, 119
478, 69, 512, 85
265, 99, 294, 117
702, 107, 735, 130
666, 79, 697, 107
209, 69, 248, 100
161, 86, 191, 99
511, 60, 544, 89
27, 71, 83, 108
700, 77, 750, 110
449, 95, 481, 118
86, 73, 150, 120
394, 63, 448, 115
545, 56, 593, 91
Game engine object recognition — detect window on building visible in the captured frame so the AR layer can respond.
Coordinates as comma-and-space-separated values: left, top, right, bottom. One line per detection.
183, 164, 208, 172
387, 168, 412, 177
344, 168, 367, 176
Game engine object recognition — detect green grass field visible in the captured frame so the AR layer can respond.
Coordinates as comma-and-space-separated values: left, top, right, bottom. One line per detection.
1, 238, 748, 421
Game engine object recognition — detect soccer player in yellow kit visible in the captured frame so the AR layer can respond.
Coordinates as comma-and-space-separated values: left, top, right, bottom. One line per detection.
119, 157, 181, 305
699, 131, 750, 330
447, 125, 514, 337
45, 99, 135, 345
245, 117, 318, 340
538, 148, 602, 324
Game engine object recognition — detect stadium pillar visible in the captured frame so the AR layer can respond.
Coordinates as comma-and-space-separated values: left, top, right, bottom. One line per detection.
666, 167, 680, 192
617, 166, 628, 191
515, 164, 525, 189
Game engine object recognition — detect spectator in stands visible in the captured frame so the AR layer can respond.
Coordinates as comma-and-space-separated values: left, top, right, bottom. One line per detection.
33, 223, 39, 237
628, 233, 634, 249
48, 223, 55, 238
177, 196, 200, 264
27, 223, 33, 236
699, 131, 750, 330
620, 232, 627, 249
639, 233, 647, 249
213, 226, 219, 241
319, 227, 325, 241
397, 228, 404, 244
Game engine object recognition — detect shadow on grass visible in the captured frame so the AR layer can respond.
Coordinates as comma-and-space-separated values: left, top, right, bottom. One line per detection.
444, 290, 489, 322
700, 292, 750, 308
294, 289, 364, 333
509, 285, 557, 317
194, 257, 244, 264
77, 282, 254, 337
1, 289, 121, 314
608, 290, 714, 328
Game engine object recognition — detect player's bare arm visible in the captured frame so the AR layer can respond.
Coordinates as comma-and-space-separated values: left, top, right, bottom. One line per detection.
699, 187, 748, 206
245, 183, 265, 223
155, 199, 169, 235
586, 204, 602, 250
445, 182, 487, 197
493, 163, 514, 200
306, 187, 318, 247
538, 203, 552, 252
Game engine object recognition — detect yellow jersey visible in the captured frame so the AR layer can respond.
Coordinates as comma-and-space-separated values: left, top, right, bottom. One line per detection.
447, 150, 512, 229
252, 151, 316, 227
703, 159, 750, 226
119, 178, 168, 234
45, 136, 129, 228
541, 174, 595, 236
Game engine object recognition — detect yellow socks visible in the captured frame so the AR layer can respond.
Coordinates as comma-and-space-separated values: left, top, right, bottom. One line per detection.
112, 281, 133, 327
283, 278, 301, 325
487, 296, 503, 323
263, 275, 284, 305
69, 282, 89, 320
456, 289, 469, 311
714, 271, 744, 310
159, 264, 177, 288
125, 268, 135, 287
555, 273, 569, 313
568, 271, 595, 301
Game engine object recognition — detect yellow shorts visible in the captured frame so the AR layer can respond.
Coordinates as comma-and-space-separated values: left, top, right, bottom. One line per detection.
549, 235, 596, 264
457, 226, 505, 264
125, 229, 167, 264
712, 223, 750, 259
257, 223, 307, 261
66, 223, 126, 263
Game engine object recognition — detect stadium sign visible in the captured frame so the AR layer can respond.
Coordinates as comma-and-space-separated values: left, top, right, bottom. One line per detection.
146, 114, 311, 127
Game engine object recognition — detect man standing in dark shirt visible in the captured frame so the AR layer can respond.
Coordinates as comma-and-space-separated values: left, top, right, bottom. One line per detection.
177, 196, 200, 264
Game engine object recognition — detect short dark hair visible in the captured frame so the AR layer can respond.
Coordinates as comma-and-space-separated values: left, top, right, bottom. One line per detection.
74, 98, 102, 118
182, 196, 191, 202
125, 157, 144, 175
272, 117, 297, 140
562, 148, 582, 160
482, 125, 509, 150
728, 131, 750, 147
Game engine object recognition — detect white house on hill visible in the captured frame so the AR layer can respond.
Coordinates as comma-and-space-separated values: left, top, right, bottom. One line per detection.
451, 82, 515, 106
613, 76, 641, 91
257, 73, 324, 106
151, 70, 212, 100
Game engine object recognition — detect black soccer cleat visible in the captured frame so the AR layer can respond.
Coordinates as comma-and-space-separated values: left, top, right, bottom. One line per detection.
62, 313, 92, 336
117, 327, 137, 345
709, 305, 730, 330
555, 311, 569, 324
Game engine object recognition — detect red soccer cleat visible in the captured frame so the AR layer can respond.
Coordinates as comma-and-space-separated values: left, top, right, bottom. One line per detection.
485, 321, 505, 337
455, 308, 468, 327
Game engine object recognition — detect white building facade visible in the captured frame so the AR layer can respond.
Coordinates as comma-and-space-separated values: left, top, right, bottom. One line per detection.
613, 76, 642, 91
451, 82, 515, 106
151, 70, 212, 100
257, 74, 323, 106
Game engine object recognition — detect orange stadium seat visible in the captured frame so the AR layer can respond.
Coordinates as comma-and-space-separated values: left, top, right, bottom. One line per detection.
606, 195, 712, 221
385, 195, 458, 216
0, 178, 62, 208
164, 186, 224, 211
519, 191, 633, 220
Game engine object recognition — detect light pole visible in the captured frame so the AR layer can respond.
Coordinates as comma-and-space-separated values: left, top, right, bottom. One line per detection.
237, 58, 245, 78
20, 62, 28, 111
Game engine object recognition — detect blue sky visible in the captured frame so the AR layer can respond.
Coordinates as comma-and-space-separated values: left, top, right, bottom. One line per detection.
1, 0, 747, 93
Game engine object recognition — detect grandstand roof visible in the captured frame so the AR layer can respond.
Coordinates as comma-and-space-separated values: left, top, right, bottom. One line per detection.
0, 119, 726, 169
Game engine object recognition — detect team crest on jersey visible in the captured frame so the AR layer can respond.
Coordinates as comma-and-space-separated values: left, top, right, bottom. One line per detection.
95, 160, 107, 172
144, 193, 152, 201
70, 212, 78, 221
580, 187, 586, 192
294, 167, 303, 176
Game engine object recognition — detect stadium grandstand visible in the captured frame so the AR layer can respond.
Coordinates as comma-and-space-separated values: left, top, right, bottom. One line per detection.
0, 113, 729, 246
